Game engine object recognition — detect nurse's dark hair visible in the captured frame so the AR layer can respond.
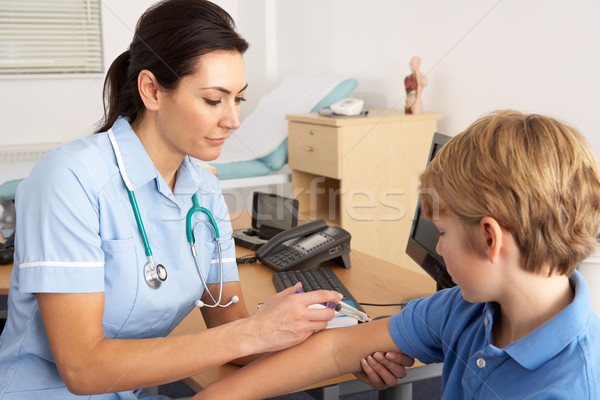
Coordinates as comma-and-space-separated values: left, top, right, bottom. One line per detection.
95, 0, 248, 133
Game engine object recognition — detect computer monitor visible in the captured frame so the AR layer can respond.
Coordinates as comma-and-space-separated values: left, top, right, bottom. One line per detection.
406, 132, 456, 291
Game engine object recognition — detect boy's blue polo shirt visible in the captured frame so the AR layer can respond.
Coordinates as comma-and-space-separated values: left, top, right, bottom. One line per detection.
390, 271, 599, 399
0, 117, 239, 399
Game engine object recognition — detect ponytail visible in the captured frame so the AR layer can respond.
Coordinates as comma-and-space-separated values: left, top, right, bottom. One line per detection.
95, 50, 142, 133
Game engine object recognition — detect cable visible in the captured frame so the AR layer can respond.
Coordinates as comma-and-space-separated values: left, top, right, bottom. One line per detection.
359, 302, 408, 308
373, 315, 391, 321
360, 302, 408, 321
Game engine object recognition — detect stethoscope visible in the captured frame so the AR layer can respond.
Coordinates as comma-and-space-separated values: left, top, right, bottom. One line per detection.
108, 129, 238, 308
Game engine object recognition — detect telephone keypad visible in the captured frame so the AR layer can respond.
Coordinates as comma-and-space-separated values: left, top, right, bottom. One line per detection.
266, 247, 303, 266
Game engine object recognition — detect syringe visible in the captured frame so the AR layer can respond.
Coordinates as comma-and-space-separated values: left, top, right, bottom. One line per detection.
296, 287, 371, 322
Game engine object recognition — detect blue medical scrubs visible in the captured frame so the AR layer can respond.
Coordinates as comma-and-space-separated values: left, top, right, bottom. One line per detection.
0, 117, 239, 399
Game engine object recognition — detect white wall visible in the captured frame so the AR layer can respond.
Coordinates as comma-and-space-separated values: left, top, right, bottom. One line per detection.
268, 0, 600, 151
1, 0, 599, 166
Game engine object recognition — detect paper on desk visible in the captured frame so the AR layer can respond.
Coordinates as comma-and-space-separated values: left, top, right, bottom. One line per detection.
257, 301, 359, 329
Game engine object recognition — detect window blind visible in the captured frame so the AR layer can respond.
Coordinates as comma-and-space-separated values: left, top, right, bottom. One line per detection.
0, 0, 102, 75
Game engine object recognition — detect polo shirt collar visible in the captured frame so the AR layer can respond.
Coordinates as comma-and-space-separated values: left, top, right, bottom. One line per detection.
110, 116, 158, 191
501, 270, 590, 370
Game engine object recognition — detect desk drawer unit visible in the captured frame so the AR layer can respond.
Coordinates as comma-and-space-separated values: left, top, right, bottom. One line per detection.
287, 110, 441, 277
288, 122, 340, 179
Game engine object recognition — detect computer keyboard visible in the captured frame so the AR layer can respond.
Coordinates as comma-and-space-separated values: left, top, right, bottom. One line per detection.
272, 267, 368, 314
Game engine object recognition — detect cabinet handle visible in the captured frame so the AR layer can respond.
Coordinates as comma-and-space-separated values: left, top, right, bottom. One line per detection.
305, 145, 314, 152
309, 129, 314, 135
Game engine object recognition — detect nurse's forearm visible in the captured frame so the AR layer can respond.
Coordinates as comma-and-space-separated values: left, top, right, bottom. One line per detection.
196, 318, 399, 400
37, 292, 257, 395
59, 318, 257, 395
38, 283, 344, 395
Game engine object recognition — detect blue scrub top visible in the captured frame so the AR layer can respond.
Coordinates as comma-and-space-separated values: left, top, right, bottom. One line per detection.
389, 271, 600, 399
0, 117, 239, 399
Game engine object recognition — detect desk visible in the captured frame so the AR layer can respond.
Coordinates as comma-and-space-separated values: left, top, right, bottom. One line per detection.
171, 213, 439, 399
0, 263, 9, 328
0, 263, 11, 295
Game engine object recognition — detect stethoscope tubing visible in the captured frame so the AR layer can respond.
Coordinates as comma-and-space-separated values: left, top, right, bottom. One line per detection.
107, 128, 232, 307
190, 238, 227, 307
128, 189, 153, 258
187, 193, 220, 240
188, 192, 226, 307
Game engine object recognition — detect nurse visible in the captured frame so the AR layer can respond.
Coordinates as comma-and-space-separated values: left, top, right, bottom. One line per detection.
0, 0, 411, 398
0, 1, 345, 398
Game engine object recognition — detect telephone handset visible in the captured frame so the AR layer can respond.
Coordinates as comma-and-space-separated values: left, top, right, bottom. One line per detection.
256, 219, 352, 272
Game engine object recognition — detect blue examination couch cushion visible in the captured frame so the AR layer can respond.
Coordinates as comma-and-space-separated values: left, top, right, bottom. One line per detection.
212, 159, 272, 181
0, 179, 21, 202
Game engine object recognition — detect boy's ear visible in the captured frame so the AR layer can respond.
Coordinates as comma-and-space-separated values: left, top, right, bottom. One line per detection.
480, 216, 503, 263
137, 69, 160, 111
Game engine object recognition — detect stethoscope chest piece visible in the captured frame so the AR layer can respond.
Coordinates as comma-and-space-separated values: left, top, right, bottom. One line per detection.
144, 262, 167, 289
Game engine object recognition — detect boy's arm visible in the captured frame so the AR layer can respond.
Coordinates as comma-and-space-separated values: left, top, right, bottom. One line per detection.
194, 318, 403, 400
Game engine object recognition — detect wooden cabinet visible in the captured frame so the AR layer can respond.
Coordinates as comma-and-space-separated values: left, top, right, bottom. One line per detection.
287, 110, 441, 275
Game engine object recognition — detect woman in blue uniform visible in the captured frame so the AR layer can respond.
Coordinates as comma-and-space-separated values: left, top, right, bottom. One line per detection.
0, 1, 358, 398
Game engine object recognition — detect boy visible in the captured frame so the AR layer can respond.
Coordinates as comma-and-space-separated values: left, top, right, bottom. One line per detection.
194, 110, 600, 399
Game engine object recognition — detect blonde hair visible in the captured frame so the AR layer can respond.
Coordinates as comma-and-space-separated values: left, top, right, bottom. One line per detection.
420, 110, 600, 276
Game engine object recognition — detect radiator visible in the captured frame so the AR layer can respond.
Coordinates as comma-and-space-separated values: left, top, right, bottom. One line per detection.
0, 143, 60, 164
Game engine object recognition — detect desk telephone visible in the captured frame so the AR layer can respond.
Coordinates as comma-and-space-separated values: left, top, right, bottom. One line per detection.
256, 219, 352, 272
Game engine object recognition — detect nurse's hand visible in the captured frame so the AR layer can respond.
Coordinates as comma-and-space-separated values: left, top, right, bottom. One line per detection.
354, 351, 415, 390
244, 282, 342, 353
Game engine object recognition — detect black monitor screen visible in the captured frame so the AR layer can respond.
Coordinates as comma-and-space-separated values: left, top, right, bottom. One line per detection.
406, 132, 455, 291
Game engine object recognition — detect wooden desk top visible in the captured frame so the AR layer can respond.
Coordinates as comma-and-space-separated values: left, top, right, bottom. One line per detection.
172, 212, 435, 392
286, 109, 441, 127
0, 263, 11, 295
